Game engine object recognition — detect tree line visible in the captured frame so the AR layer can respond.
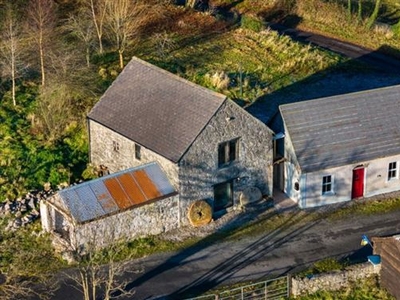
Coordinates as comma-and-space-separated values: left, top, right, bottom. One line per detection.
0, 0, 169, 199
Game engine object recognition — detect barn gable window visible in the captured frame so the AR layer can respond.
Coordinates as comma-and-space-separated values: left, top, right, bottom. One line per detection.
322, 175, 333, 194
218, 138, 239, 168
113, 141, 120, 152
388, 162, 398, 181
135, 144, 141, 160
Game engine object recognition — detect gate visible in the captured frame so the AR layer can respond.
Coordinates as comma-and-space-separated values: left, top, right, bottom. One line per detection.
186, 276, 289, 300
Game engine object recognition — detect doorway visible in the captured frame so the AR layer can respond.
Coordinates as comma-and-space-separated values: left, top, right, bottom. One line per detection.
352, 167, 365, 199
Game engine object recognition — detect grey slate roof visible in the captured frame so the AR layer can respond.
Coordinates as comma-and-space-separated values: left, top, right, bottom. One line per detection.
88, 57, 227, 163
280, 84, 400, 173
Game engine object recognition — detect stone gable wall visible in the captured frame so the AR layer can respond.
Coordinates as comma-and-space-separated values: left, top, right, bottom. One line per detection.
178, 100, 273, 225
88, 120, 179, 188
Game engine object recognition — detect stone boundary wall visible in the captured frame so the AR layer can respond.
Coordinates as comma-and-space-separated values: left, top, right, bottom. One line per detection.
291, 262, 381, 297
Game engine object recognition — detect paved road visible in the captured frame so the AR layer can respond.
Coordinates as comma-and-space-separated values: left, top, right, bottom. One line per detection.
269, 24, 400, 73
53, 208, 400, 299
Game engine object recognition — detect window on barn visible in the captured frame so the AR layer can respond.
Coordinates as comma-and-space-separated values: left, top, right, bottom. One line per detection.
218, 138, 239, 168
388, 162, 398, 180
113, 141, 120, 152
135, 144, 141, 160
213, 180, 233, 211
322, 175, 333, 194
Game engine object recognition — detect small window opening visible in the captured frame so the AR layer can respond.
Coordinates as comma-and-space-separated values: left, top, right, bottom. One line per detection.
113, 141, 120, 152
218, 138, 239, 168
135, 144, 141, 160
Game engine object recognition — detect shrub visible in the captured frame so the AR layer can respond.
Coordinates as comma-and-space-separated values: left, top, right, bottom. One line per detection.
241, 14, 265, 32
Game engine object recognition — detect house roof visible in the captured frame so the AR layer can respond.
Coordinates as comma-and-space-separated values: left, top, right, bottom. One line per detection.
88, 57, 227, 163
280, 84, 400, 173
54, 162, 177, 224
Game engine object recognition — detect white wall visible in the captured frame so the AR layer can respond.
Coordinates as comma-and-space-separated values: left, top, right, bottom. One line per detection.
298, 154, 400, 208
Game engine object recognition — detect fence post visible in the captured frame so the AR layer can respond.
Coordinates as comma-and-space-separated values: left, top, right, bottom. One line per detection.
265, 280, 268, 300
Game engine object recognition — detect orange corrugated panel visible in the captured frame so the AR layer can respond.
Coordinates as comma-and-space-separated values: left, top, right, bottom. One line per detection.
104, 177, 133, 209
133, 169, 161, 200
118, 172, 147, 205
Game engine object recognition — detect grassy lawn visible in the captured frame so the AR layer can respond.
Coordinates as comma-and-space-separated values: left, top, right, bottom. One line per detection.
295, 0, 400, 54
139, 26, 346, 103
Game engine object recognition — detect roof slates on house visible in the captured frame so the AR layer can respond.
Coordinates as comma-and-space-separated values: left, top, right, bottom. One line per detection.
87, 57, 226, 163
280, 85, 400, 173
57, 162, 176, 223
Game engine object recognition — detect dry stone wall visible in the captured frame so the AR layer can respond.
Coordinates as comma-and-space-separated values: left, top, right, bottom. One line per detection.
291, 263, 381, 297
0, 189, 53, 231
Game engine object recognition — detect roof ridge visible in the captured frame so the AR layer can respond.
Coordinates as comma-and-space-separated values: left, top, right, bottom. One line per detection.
131, 56, 227, 102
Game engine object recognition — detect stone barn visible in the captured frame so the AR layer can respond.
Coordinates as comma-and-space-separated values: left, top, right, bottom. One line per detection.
40, 162, 178, 249
87, 57, 274, 225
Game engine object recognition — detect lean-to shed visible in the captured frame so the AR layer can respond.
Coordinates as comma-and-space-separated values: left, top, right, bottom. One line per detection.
40, 162, 178, 249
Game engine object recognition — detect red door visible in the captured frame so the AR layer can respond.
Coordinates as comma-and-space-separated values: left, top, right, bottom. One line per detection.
352, 168, 364, 199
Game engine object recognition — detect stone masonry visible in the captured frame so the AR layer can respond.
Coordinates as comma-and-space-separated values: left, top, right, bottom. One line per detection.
178, 100, 273, 223
89, 99, 273, 226
291, 262, 381, 297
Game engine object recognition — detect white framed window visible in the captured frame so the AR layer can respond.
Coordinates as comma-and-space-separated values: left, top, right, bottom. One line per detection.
388, 162, 398, 181
322, 175, 333, 194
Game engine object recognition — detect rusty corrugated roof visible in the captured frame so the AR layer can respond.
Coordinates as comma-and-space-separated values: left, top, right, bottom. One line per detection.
57, 162, 176, 224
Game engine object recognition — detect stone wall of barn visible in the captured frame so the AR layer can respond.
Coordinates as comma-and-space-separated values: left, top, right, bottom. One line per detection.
42, 194, 179, 250
178, 100, 274, 225
88, 120, 179, 188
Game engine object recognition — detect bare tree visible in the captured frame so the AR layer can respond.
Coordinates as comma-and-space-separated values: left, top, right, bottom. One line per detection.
64, 223, 136, 300
26, 0, 56, 86
105, 0, 152, 69
64, 8, 95, 67
0, 3, 25, 106
0, 221, 59, 300
85, 0, 107, 54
